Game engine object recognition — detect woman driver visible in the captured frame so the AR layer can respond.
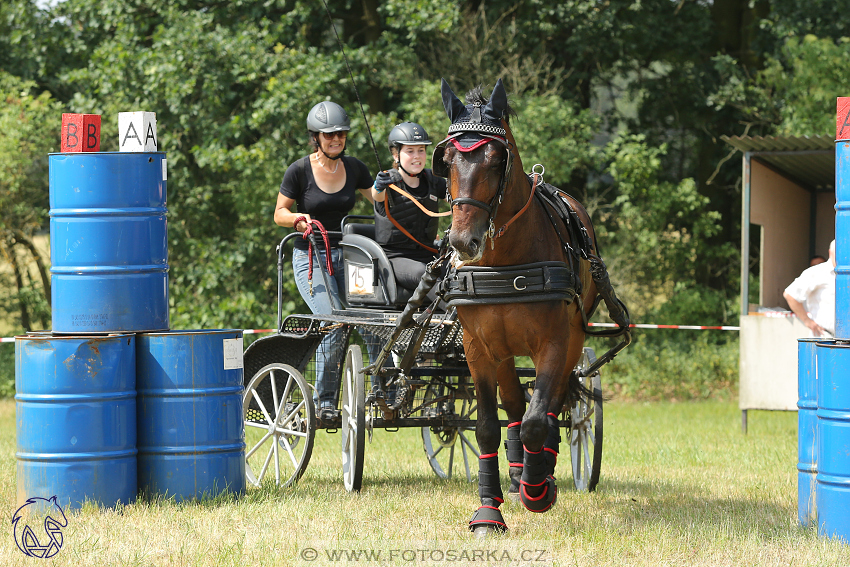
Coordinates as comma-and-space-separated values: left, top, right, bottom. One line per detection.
371, 122, 447, 290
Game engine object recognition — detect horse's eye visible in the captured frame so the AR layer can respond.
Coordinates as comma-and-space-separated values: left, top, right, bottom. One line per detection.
489, 155, 506, 171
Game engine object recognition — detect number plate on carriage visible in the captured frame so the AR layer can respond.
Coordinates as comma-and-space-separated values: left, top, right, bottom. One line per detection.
347, 263, 374, 295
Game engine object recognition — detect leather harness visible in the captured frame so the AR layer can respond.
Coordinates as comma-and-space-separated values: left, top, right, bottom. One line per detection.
441, 261, 580, 307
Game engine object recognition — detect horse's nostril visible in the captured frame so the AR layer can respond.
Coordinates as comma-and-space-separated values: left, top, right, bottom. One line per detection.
470, 238, 481, 252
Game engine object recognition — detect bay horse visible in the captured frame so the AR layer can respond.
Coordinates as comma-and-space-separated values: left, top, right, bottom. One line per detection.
432, 78, 629, 535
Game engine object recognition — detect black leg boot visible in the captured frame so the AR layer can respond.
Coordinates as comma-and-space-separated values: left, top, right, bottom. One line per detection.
519, 414, 560, 513
469, 452, 507, 533
504, 421, 523, 500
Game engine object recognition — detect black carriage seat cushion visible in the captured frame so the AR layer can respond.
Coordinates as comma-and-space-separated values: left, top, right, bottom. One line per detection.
342, 222, 376, 240
341, 232, 414, 307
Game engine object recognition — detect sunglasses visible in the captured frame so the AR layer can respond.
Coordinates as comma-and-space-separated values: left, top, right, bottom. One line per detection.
321, 131, 347, 140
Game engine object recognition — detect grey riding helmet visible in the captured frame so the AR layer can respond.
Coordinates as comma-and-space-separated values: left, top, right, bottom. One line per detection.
387, 122, 432, 151
306, 101, 351, 133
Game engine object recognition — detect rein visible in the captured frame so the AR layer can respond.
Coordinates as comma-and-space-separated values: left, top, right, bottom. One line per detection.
494, 172, 538, 239
295, 217, 333, 295
450, 147, 538, 247
384, 183, 452, 254
387, 183, 453, 218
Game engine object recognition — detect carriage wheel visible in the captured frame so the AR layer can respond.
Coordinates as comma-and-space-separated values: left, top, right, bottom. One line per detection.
421, 381, 479, 482
243, 363, 315, 488
342, 345, 366, 492
568, 347, 603, 492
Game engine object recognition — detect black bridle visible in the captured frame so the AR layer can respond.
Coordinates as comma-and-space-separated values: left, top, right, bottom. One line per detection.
432, 133, 515, 242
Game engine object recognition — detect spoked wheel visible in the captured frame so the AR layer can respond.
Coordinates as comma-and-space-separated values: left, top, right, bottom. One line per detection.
342, 345, 366, 492
421, 380, 479, 481
243, 363, 315, 488
568, 347, 603, 492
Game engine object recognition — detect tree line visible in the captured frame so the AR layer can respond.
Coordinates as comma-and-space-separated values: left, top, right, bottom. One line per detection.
0, 0, 846, 335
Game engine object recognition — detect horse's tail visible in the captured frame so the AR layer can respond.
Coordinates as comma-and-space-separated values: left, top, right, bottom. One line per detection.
567, 369, 604, 405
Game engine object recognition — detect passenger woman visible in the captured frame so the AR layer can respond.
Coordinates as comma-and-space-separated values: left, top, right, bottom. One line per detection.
372, 122, 447, 290
274, 101, 374, 421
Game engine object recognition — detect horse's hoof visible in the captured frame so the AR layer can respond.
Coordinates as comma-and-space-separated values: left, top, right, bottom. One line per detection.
473, 526, 497, 541
469, 505, 508, 533
520, 475, 557, 513
506, 490, 521, 503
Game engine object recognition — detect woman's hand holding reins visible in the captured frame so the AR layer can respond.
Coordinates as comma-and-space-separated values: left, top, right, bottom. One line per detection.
374, 169, 402, 192
293, 214, 313, 233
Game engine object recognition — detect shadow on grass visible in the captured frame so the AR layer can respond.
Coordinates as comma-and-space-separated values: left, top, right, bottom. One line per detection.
594, 477, 796, 540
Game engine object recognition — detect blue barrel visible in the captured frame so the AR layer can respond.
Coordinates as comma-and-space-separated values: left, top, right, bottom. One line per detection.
49, 152, 168, 333
835, 142, 850, 338
136, 330, 245, 502
15, 334, 137, 510
798, 338, 820, 526
816, 340, 850, 540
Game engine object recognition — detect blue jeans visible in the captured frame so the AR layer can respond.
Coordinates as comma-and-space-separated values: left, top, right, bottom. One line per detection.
293, 247, 383, 409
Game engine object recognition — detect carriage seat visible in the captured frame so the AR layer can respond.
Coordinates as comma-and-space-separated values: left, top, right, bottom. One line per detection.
340, 224, 414, 308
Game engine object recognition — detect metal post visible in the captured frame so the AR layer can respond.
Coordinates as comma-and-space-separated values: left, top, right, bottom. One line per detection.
741, 152, 752, 317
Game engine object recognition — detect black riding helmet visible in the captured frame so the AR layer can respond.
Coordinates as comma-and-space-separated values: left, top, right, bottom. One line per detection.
387, 122, 432, 151
388, 122, 431, 178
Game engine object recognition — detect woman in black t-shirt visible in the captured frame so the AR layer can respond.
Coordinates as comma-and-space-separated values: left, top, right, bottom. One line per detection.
274, 101, 374, 421
372, 122, 447, 290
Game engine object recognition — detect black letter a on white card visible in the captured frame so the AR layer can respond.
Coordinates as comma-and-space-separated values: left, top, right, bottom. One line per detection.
146, 122, 157, 147
123, 122, 142, 146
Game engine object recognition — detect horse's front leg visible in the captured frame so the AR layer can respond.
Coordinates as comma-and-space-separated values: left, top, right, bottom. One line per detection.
468, 358, 508, 535
519, 335, 583, 513
495, 358, 526, 500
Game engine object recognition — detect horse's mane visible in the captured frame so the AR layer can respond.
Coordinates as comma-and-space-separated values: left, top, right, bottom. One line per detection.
465, 85, 517, 123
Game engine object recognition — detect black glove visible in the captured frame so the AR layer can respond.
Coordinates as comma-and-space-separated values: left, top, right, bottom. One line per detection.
374, 169, 402, 192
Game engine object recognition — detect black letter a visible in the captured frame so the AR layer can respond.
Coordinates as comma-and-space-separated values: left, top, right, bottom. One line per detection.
122, 122, 142, 147
145, 122, 157, 148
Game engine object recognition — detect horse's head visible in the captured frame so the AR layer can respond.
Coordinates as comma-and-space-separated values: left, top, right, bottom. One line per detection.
433, 79, 520, 266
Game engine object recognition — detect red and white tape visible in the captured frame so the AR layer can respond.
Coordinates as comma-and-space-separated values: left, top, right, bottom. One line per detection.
0, 323, 740, 343
587, 323, 740, 331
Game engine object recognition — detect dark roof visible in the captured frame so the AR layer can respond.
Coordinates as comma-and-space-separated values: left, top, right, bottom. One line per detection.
721, 134, 834, 191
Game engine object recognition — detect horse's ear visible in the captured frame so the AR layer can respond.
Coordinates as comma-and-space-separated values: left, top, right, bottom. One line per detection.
441, 78, 467, 123
485, 78, 508, 120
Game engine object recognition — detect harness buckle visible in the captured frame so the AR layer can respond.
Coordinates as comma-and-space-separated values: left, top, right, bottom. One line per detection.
487, 220, 496, 249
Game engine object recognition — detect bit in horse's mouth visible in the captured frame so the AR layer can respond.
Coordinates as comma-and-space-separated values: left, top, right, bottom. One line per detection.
450, 250, 468, 269
451, 249, 484, 269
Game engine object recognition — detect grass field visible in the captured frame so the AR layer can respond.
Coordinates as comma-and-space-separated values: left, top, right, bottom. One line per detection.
1, 398, 847, 566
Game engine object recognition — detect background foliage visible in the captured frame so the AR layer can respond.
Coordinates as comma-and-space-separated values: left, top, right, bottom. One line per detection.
1, 0, 845, 398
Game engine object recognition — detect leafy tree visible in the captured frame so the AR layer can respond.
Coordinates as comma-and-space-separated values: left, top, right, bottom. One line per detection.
595, 134, 734, 325
766, 0, 850, 40
712, 35, 850, 138
0, 0, 807, 399
0, 0, 813, 337
0, 72, 60, 332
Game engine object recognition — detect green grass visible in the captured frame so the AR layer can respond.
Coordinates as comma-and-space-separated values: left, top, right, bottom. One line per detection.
1, 399, 847, 566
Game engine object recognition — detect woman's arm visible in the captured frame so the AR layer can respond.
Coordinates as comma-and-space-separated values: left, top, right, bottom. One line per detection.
370, 169, 402, 203
359, 187, 376, 205
370, 185, 385, 203
274, 193, 311, 232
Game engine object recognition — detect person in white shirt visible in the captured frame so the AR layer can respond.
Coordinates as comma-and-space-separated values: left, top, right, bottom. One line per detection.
783, 240, 836, 337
